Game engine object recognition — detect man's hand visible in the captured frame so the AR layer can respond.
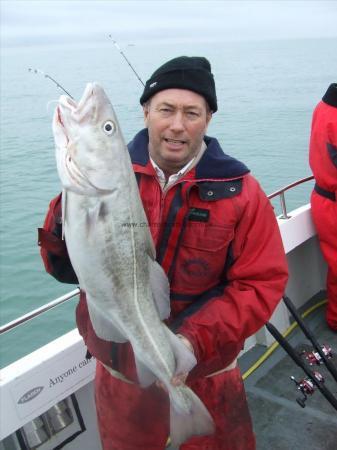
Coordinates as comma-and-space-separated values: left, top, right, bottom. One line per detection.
156, 334, 194, 389
170, 372, 188, 386
172, 334, 194, 385
176, 334, 194, 353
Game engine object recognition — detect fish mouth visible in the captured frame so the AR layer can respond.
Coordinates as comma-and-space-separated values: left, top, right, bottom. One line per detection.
77, 82, 95, 110
53, 105, 70, 150
54, 82, 98, 146
57, 106, 65, 128
55, 106, 68, 137
58, 83, 98, 125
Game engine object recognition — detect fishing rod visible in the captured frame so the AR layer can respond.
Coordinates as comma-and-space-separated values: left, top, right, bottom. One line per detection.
266, 321, 337, 411
108, 36, 145, 87
29, 38, 143, 98
28, 68, 74, 99
282, 295, 337, 383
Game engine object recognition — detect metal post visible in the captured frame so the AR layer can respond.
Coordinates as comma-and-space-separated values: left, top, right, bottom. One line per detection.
279, 192, 290, 219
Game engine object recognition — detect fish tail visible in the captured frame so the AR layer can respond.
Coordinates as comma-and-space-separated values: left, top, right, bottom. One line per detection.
169, 386, 215, 447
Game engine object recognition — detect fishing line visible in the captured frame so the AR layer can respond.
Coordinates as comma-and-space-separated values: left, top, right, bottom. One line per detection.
108, 36, 145, 87
28, 68, 74, 99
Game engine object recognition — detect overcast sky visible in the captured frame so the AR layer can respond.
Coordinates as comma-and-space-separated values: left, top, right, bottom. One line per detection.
1, 0, 337, 47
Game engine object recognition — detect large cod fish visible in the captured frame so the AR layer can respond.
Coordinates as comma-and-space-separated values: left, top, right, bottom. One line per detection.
52, 82, 214, 446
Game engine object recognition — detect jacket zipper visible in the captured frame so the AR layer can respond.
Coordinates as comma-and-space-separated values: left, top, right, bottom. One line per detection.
156, 178, 193, 249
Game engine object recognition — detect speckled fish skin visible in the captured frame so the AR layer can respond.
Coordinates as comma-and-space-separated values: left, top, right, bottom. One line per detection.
52, 83, 214, 446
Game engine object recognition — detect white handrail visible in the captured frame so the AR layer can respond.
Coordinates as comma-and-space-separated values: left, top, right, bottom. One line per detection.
0, 288, 80, 334
268, 175, 314, 219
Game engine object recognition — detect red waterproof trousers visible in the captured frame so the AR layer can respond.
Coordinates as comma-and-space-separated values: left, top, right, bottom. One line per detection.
95, 362, 255, 450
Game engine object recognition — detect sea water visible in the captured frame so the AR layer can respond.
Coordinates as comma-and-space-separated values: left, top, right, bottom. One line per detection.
1, 37, 336, 367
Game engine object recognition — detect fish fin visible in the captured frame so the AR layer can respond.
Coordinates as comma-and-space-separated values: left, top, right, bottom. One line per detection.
150, 260, 170, 320
84, 202, 100, 237
165, 328, 197, 374
61, 189, 67, 240
134, 356, 157, 388
86, 298, 128, 343
147, 231, 156, 260
169, 386, 215, 447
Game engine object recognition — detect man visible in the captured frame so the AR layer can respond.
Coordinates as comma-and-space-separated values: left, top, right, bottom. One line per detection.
39, 56, 288, 449
309, 83, 337, 331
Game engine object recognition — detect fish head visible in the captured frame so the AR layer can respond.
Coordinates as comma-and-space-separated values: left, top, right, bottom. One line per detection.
53, 82, 126, 195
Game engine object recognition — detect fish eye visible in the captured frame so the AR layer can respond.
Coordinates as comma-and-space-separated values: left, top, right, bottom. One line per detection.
103, 120, 115, 136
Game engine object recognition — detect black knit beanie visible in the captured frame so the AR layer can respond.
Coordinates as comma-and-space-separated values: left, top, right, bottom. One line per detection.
139, 56, 217, 112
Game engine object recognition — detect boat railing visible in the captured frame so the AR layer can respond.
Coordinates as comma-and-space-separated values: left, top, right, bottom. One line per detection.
268, 175, 314, 219
0, 289, 80, 335
0, 175, 315, 335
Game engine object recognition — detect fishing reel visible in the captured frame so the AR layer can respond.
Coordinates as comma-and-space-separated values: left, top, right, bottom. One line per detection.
301, 344, 333, 366
290, 371, 325, 408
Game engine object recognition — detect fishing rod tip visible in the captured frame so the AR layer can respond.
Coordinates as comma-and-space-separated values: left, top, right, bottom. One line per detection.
109, 36, 119, 46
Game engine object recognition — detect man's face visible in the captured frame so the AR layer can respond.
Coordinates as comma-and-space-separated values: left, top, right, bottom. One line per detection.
143, 89, 212, 176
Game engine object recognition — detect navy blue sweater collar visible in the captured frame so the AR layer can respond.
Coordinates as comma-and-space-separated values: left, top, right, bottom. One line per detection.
128, 128, 249, 179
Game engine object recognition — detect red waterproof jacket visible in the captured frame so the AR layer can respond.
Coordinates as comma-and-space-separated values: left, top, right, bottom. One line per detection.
39, 129, 288, 382
309, 83, 337, 195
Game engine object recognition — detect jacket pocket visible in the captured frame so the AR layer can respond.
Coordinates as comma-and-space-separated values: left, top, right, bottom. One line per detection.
182, 223, 234, 251
171, 223, 234, 293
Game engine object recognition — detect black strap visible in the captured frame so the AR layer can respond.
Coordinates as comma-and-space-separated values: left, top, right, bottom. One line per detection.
169, 283, 227, 333
314, 183, 336, 201
156, 184, 184, 265
135, 172, 142, 187
85, 350, 92, 360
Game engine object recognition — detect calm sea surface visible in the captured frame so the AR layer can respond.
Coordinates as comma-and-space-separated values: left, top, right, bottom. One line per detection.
1, 37, 336, 367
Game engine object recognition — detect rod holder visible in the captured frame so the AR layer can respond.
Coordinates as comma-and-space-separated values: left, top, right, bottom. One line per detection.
21, 417, 50, 449
44, 399, 73, 433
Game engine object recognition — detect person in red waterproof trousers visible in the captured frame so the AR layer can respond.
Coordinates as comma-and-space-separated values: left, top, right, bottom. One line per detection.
309, 83, 337, 331
39, 56, 288, 449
